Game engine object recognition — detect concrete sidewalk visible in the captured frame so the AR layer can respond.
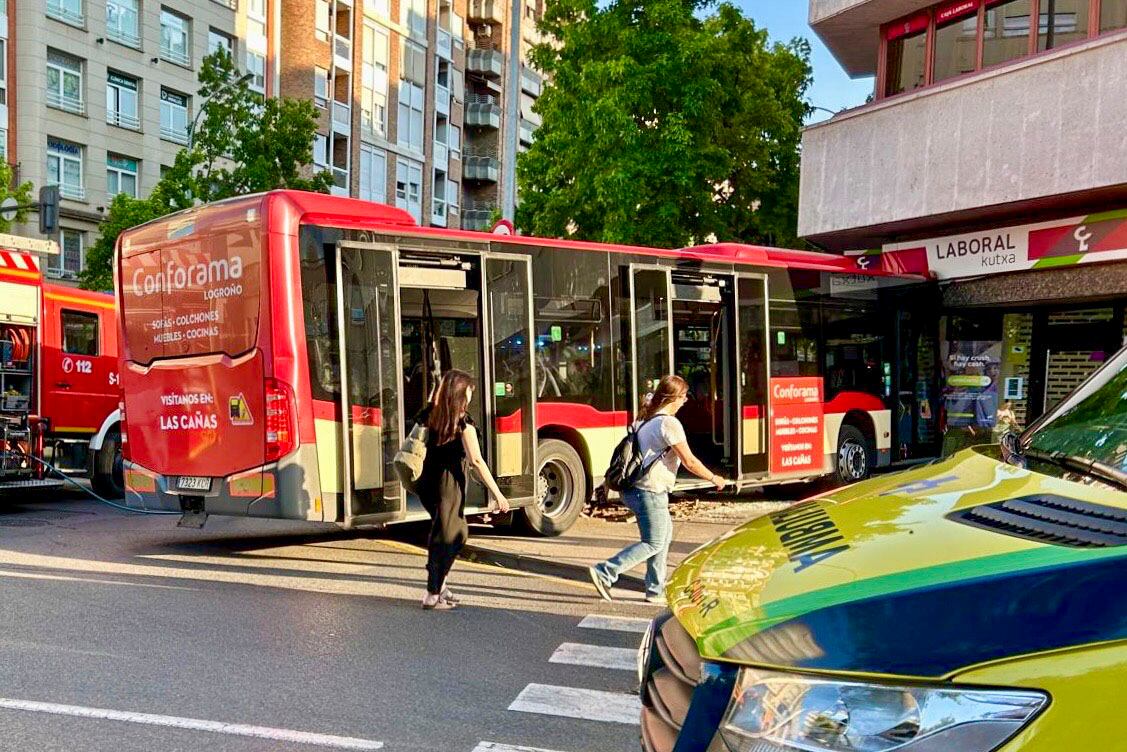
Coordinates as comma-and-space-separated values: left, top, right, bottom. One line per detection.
462, 500, 789, 601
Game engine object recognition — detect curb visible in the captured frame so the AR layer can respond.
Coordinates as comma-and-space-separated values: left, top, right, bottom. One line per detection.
459, 541, 647, 592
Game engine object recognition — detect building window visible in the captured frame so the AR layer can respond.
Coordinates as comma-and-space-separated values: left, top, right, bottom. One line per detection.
449, 124, 461, 161
884, 16, 928, 97
160, 89, 190, 144
61, 310, 99, 355
400, 0, 427, 39
369, 0, 389, 18
432, 169, 447, 224
46, 0, 84, 25
447, 179, 460, 217
50, 230, 85, 277
395, 158, 423, 223
313, 133, 329, 167
160, 9, 191, 66
0, 40, 7, 106
982, 0, 1033, 67
1102, 0, 1127, 31
106, 0, 141, 48
314, 67, 329, 108
359, 144, 387, 203
361, 23, 389, 138
933, 4, 979, 83
401, 40, 427, 86
208, 28, 235, 58
397, 81, 425, 152
47, 138, 85, 200
315, 0, 331, 41
106, 72, 140, 129
1038, 0, 1089, 51
46, 51, 84, 115
107, 154, 139, 197
0, 128, 7, 161
246, 52, 266, 92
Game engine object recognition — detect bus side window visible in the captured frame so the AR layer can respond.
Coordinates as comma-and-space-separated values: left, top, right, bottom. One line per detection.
62, 309, 100, 357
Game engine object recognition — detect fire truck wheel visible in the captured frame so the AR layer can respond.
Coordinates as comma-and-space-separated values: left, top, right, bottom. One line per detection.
520, 439, 587, 537
91, 428, 125, 499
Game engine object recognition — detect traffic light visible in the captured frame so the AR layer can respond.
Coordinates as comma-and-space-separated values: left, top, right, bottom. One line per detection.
38, 185, 60, 235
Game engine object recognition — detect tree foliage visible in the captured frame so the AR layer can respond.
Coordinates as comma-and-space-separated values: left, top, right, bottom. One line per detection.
516, 0, 812, 249
0, 161, 34, 234
81, 51, 331, 290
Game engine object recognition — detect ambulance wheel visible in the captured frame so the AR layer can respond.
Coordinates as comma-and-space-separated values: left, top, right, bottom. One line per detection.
835, 425, 872, 485
521, 439, 587, 536
91, 428, 125, 499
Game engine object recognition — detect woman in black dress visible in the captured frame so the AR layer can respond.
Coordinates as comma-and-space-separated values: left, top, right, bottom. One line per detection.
417, 369, 510, 610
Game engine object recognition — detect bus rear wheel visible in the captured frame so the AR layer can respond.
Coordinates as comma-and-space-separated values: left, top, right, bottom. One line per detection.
520, 439, 587, 537
90, 428, 125, 499
835, 425, 872, 485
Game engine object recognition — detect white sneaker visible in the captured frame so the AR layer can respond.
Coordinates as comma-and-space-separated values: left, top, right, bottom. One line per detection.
588, 566, 613, 601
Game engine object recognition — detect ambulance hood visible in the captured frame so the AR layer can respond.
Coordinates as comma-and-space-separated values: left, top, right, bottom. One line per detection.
668, 447, 1127, 678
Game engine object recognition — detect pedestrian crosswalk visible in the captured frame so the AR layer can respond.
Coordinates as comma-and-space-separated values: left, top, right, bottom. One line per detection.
549, 642, 638, 671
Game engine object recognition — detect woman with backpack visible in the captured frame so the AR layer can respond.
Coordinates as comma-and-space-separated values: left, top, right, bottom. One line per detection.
589, 375, 727, 605
415, 369, 510, 610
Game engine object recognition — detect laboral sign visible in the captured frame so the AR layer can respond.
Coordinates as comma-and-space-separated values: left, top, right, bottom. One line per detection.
881, 209, 1127, 280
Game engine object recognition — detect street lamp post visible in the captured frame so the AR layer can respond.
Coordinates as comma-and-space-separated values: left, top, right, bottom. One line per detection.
187, 72, 255, 150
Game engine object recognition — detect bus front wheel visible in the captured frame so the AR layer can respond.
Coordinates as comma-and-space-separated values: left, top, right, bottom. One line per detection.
521, 439, 587, 537
90, 427, 125, 499
835, 425, 872, 485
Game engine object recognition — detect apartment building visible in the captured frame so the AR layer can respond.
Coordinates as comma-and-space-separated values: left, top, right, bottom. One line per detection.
279, 0, 544, 231
4, 0, 260, 281
801, 0, 1127, 448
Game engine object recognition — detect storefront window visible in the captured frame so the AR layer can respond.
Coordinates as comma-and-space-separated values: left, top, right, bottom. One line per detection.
1101, 0, 1127, 31
933, 9, 980, 83
1037, 0, 1090, 50
983, 0, 1032, 68
885, 27, 928, 96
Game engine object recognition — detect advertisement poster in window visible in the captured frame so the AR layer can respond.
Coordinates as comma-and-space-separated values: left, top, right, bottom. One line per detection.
941, 340, 1001, 429
769, 377, 824, 475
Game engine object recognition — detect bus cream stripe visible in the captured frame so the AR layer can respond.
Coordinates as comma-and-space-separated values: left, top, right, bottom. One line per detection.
508, 684, 641, 725
577, 614, 651, 633
549, 643, 637, 671
0, 697, 384, 750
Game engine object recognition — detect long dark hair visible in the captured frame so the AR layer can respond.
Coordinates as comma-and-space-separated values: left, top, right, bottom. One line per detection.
639, 375, 688, 421
427, 369, 474, 445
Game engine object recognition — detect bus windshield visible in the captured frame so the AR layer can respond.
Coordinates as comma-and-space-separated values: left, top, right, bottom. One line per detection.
1025, 345, 1127, 472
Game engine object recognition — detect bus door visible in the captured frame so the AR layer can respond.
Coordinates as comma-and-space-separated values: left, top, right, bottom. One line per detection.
736, 274, 770, 476
334, 241, 405, 526
629, 266, 675, 413
483, 253, 537, 504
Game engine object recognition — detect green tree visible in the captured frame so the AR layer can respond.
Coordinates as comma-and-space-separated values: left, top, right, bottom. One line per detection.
0, 161, 34, 233
516, 0, 812, 249
81, 51, 331, 290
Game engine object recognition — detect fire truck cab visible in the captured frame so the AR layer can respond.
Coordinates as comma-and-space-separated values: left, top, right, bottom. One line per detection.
0, 248, 121, 495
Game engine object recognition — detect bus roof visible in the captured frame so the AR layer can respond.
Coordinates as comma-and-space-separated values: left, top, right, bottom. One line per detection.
120, 190, 916, 279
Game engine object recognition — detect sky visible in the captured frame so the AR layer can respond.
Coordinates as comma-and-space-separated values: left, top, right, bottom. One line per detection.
734, 1, 874, 120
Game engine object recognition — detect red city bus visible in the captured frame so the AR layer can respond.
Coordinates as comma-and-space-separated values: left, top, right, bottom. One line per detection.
116, 191, 927, 534
0, 249, 122, 495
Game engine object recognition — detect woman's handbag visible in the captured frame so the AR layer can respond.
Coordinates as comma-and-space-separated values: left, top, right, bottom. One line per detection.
393, 421, 429, 493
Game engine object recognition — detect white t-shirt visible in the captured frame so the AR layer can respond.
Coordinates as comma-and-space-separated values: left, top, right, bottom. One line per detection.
633, 414, 687, 493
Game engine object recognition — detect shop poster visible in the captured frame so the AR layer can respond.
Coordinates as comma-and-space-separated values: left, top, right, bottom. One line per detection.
942, 340, 1001, 429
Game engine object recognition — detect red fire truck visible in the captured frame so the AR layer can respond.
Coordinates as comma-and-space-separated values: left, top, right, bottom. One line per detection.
0, 246, 122, 495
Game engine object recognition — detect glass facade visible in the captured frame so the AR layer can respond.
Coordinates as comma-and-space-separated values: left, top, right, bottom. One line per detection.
885, 29, 928, 96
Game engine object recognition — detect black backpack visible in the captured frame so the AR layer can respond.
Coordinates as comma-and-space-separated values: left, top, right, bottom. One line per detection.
604, 417, 666, 492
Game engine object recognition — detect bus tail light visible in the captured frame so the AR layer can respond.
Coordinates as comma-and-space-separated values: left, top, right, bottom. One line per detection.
265, 379, 297, 462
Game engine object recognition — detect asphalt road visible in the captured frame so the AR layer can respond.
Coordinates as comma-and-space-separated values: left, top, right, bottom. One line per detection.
0, 492, 664, 752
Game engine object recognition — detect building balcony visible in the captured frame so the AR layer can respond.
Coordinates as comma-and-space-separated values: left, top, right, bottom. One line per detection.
334, 35, 353, 71
46, 0, 84, 26
106, 24, 142, 48
436, 85, 450, 117
468, 0, 503, 25
466, 95, 502, 129
797, 32, 1127, 249
161, 124, 189, 145
161, 43, 191, 67
106, 109, 141, 130
462, 200, 497, 231
331, 167, 350, 196
332, 100, 351, 133
464, 155, 499, 183
432, 196, 448, 227
437, 28, 453, 61
520, 66, 542, 97
434, 141, 449, 170
519, 118, 535, 145
467, 48, 504, 78
53, 182, 85, 201
46, 90, 85, 116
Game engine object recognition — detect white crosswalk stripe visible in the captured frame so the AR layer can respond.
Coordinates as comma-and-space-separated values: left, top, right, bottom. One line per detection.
577, 614, 651, 633
508, 683, 641, 725
549, 642, 637, 671
471, 743, 572, 752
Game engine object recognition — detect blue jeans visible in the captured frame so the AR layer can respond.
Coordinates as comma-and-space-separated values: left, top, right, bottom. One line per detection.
593, 488, 672, 598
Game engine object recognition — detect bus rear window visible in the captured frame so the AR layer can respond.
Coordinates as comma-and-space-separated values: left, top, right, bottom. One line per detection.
121, 226, 262, 363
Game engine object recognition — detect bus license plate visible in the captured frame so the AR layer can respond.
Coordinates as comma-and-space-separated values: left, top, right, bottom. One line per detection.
178, 476, 211, 492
